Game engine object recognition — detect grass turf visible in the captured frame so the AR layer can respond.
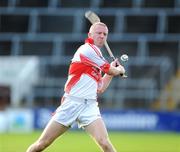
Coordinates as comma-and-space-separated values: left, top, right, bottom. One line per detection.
0, 130, 180, 152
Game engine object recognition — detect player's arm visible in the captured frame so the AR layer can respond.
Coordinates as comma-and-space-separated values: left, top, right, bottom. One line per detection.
97, 74, 113, 94
84, 49, 125, 76
81, 46, 125, 77
98, 59, 124, 94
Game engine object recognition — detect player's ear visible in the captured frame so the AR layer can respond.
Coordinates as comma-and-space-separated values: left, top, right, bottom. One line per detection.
88, 32, 91, 37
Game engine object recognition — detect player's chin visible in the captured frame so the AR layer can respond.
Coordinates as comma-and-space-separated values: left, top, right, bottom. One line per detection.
98, 42, 104, 47
95, 41, 104, 48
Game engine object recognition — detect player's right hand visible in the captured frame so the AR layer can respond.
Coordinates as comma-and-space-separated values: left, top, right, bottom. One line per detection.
116, 64, 125, 75
110, 58, 120, 67
111, 59, 125, 75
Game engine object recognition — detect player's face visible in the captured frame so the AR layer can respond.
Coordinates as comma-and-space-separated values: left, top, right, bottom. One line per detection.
90, 24, 108, 48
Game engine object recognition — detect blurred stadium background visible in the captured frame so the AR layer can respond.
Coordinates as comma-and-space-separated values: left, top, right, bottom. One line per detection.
0, 0, 180, 152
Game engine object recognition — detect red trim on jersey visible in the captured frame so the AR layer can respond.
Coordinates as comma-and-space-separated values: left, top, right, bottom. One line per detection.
80, 54, 110, 74
80, 54, 100, 69
89, 43, 102, 57
65, 62, 101, 93
85, 38, 110, 73
85, 38, 102, 57
100, 63, 110, 73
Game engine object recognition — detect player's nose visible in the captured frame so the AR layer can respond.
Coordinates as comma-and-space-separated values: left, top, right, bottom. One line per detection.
100, 33, 105, 38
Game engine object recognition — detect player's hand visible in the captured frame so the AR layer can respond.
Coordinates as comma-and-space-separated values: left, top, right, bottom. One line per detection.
116, 64, 125, 76
109, 58, 127, 78
110, 58, 120, 67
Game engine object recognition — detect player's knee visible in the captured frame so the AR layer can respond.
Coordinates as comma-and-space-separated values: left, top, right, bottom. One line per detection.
36, 139, 51, 151
97, 137, 111, 150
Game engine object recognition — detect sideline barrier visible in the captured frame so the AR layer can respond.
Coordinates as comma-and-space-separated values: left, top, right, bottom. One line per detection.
102, 110, 180, 132
34, 109, 180, 132
0, 109, 33, 133
0, 109, 180, 133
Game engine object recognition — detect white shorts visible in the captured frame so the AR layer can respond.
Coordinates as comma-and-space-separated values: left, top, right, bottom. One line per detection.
52, 96, 101, 128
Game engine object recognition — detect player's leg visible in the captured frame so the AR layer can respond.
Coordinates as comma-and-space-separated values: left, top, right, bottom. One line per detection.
85, 118, 117, 152
26, 119, 69, 152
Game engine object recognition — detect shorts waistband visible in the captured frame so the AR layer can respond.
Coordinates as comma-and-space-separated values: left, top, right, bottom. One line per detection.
65, 95, 97, 103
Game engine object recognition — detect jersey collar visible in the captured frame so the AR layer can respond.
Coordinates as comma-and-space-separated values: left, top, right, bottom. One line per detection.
85, 38, 94, 44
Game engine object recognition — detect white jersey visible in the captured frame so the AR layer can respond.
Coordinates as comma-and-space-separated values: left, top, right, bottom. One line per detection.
64, 38, 110, 99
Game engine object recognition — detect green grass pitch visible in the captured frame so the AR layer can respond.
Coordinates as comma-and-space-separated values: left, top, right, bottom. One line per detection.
0, 130, 180, 152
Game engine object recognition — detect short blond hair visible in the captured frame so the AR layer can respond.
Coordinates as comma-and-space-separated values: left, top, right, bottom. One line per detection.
89, 22, 108, 33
